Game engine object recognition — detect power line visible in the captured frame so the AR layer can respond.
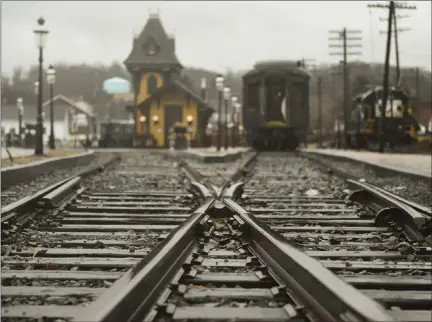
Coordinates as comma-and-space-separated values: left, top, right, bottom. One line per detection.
328, 28, 362, 148
370, 1, 416, 86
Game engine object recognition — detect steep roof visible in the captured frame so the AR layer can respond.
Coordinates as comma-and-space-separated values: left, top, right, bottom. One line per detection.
124, 14, 181, 69
42, 94, 95, 117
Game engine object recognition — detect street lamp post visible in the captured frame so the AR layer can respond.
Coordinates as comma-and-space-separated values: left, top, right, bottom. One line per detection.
234, 102, 241, 148
33, 81, 39, 147
47, 65, 56, 149
230, 96, 238, 149
33, 17, 48, 155
223, 86, 231, 150
215, 75, 224, 151
16, 98, 24, 147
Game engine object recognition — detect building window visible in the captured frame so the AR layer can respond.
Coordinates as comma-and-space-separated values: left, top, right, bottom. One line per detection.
142, 37, 160, 56
147, 75, 157, 95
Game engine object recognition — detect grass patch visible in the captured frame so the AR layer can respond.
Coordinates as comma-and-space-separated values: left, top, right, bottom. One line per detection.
1, 149, 83, 168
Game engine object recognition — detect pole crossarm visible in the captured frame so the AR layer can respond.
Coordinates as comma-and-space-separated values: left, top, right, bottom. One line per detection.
328, 27, 363, 149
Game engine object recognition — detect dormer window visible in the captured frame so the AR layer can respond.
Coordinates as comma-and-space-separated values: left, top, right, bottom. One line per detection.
148, 45, 156, 56
142, 37, 160, 56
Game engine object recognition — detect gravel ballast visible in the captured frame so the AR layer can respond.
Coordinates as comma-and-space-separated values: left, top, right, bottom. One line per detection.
1, 152, 116, 207
304, 154, 432, 208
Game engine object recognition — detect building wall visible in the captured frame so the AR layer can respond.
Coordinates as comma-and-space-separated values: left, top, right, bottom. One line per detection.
148, 94, 198, 147
136, 72, 164, 135
2, 102, 94, 141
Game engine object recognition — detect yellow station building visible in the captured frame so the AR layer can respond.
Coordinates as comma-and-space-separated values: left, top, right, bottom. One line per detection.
124, 14, 213, 147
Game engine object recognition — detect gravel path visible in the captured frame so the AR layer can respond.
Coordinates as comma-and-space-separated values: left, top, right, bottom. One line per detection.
1, 152, 116, 207
305, 154, 432, 208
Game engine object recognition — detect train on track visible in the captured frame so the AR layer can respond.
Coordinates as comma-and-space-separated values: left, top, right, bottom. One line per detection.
98, 120, 135, 148
242, 61, 310, 151
346, 86, 430, 150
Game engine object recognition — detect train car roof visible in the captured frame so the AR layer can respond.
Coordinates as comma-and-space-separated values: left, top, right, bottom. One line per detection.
243, 60, 310, 79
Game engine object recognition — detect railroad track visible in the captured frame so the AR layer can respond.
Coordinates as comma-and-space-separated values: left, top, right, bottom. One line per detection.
239, 152, 431, 322
1, 151, 430, 322
1, 151, 210, 322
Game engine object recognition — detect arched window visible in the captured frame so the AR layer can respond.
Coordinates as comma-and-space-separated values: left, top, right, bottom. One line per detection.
147, 75, 157, 95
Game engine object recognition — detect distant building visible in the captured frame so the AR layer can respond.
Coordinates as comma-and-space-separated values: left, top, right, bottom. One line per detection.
1, 94, 96, 142
123, 13, 213, 147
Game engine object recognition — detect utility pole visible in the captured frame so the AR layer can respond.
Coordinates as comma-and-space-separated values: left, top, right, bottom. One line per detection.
379, 14, 414, 85
415, 67, 420, 119
329, 28, 362, 149
368, 1, 394, 152
369, 1, 416, 152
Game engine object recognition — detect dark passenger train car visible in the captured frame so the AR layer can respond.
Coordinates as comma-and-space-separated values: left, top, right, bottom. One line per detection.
242, 61, 310, 151
98, 120, 135, 148
347, 87, 422, 149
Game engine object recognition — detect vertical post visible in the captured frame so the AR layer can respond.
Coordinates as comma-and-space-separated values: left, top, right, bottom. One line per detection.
232, 111, 237, 149
224, 98, 229, 150
393, 11, 400, 86
35, 47, 44, 155
342, 28, 349, 149
379, 1, 394, 153
329, 28, 361, 149
49, 83, 55, 149
18, 113, 23, 147
415, 67, 420, 119
17, 98, 24, 148
217, 91, 222, 151
317, 76, 323, 148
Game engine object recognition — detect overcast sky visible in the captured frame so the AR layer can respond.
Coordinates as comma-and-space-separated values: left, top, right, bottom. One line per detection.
2, 1, 431, 77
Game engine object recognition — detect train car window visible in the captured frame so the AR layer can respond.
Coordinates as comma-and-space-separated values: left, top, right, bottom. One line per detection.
246, 82, 260, 111
147, 75, 157, 95
266, 79, 285, 120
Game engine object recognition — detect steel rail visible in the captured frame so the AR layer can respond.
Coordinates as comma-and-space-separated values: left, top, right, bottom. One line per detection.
1, 154, 120, 228
298, 151, 430, 239
347, 179, 426, 241
361, 181, 431, 219
73, 181, 394, 321
222, 197, 394, 322
72, 198, 215, 322
220, 151, 258, 198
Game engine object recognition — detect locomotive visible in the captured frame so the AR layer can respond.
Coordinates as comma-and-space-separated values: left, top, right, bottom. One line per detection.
346, 86, 426, 150
242, 61, 310, 151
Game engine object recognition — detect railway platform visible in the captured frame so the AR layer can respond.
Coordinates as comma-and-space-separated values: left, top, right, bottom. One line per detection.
1, 147, 34, 160
303, 148, 431, 179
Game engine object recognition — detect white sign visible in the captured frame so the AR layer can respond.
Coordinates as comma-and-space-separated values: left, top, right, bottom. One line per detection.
75, 113, 88, 127
375, 99, 404, 118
